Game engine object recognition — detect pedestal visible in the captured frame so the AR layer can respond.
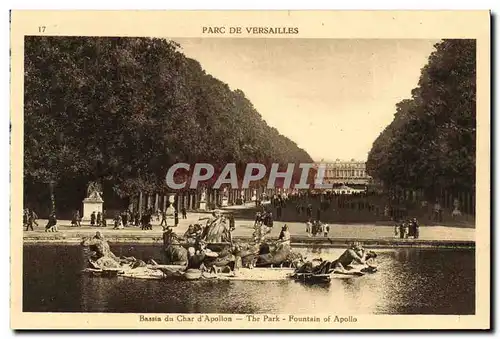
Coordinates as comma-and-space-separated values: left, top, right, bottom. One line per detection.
221, 197, 228, 207
199, 201, 207, 210
166, 205, 176, 216
83, 197, 104, 220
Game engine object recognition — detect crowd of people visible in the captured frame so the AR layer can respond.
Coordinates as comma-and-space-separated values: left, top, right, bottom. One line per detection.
261, 190, 444, 227
24, 190, 424, 244
23, 208, 59, 232
395, 218, 420, 239
305, 219, 330, 237
23, 204, 190, 232
23, 208, 39, 231
84, 208, 182, 230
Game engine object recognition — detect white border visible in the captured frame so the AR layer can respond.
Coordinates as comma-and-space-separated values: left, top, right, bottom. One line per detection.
3, 1, 498, 338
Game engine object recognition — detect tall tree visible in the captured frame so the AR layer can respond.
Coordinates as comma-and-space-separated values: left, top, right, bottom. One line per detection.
366, 39, 476, 198
24, 36, 313, 214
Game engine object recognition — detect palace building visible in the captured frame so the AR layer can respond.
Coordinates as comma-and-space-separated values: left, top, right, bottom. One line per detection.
314, 159, 372, 186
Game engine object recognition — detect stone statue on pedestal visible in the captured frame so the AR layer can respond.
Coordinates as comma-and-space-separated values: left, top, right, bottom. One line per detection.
83, 181, 104, 221
199, 188, 207, 210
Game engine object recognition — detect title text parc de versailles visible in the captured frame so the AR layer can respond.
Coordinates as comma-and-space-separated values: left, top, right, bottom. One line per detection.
202, 26, 299, 34
165, 162, 333, 190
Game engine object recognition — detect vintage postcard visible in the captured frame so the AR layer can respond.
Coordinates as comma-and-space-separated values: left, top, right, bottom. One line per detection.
10, 10, 490, 330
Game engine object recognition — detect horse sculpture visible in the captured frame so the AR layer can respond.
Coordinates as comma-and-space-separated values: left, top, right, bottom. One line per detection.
163, 229, 189, 265
81, 232, 145, 269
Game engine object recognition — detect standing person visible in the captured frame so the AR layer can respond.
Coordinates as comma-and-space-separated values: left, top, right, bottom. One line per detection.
23, 209, 29, 229
433, 201, 442, 222
160, 210, 167, 226
412, 218, 420, 239
398, 221, 405, 239
181, 206, 187, 219
276, 204, 282, 220
306, 204, 312, 219
323, 223, 330, 237
316, 207, 321, 221
90, 211, 96, 227
96, 211, 102, 227
174, 210, 179, 227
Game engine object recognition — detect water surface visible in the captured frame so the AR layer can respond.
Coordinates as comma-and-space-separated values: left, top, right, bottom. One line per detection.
23, 244, 475, 314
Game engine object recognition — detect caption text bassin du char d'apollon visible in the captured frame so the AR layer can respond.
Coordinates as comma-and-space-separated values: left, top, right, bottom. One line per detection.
140, 314, 358, 324
165, 163, 336, 190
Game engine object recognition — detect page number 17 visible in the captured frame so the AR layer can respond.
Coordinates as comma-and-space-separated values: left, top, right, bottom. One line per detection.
38, 26, 46, 33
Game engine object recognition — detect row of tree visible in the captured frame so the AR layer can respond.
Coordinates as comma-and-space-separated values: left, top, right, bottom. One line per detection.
366, 39, 476, 200
23, 36, 313, 215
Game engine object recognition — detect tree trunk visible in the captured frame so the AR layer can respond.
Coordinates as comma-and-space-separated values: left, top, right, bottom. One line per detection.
138, 191, 143, 219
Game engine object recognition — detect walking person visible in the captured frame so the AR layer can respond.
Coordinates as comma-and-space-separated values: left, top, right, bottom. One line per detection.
160, 210, 167, 226
113, 214, 123, 230
29, 209, 39, 228
181, 206, 187, 219
25, 209, 34, 231
45, 212, 58, 232
71, 210, 81, 227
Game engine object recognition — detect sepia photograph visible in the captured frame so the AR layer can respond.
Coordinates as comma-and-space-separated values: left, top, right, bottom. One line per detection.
10, 10, 490, 330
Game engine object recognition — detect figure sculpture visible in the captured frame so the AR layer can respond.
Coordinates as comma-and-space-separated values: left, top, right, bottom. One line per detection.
87, 181, 103, 200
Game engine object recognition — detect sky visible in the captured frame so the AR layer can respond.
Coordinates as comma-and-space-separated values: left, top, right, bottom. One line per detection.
173, 38, 440, 162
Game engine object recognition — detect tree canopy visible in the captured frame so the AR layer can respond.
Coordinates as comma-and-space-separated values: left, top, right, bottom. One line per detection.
366, 39, 476, 198
24, 36, 312, 211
